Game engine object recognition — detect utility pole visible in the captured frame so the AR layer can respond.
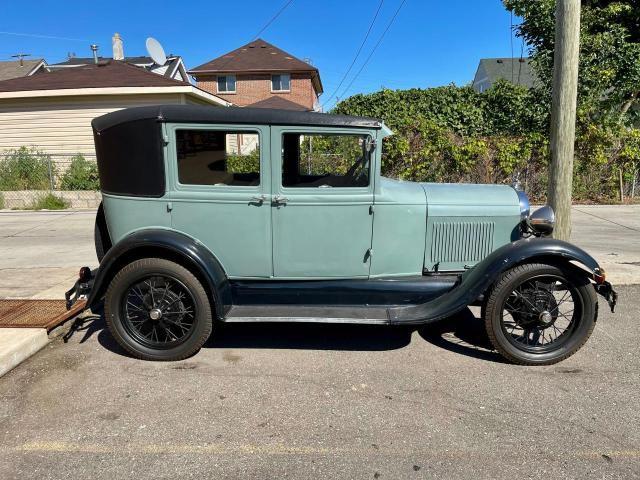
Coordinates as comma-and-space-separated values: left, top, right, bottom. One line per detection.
549, 0, 581, 240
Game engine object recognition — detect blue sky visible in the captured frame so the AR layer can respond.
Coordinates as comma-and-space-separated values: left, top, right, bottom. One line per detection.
0, 0, 522, 109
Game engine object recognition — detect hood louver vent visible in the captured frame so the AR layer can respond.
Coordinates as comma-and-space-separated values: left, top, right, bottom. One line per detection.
430, 221, 495, 269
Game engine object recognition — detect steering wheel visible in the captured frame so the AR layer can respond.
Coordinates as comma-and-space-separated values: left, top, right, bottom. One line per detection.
345, 156, 367, 183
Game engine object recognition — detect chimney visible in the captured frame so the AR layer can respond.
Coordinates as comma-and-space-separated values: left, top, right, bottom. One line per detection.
112, 33, 124, 61
90, 44, 99, 64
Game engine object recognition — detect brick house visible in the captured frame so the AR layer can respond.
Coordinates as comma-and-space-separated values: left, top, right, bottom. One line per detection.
188, 39, 323, 111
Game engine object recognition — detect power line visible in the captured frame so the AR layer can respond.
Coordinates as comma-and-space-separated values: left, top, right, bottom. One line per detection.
253, 0, 296, 40
0, 31, 90, 42
321, 0, 385, 109
334, 0, 407, 105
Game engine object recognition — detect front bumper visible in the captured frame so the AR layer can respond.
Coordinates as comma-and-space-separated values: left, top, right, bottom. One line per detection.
595, 281, 618, 313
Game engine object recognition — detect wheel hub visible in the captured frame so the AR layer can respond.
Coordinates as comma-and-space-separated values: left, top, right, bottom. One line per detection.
538, 310, 553, 325
149, 308, 163, 321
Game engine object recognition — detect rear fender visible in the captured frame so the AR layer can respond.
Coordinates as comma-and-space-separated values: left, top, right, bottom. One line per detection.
388, 237, 603, 324
86, 229, 231, 319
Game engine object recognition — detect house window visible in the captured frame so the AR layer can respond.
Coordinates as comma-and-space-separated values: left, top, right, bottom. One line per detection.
271, 73, 290, 92
176, 129, 260, 186
217, 75, 236, 93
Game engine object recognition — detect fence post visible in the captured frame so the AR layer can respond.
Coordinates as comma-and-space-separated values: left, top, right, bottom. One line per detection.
47, 156, 54, 191
619, 168, 624, 203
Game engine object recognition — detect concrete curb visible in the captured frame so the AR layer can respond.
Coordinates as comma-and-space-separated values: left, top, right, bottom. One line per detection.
0, 328, 49, 378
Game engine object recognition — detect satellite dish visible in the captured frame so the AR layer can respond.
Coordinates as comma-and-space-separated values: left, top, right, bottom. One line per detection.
146, 37, 167, 65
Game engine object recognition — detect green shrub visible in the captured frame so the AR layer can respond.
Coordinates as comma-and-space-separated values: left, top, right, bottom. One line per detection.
29, 193, 70, 210
0, 192, 4, 210
0, 147, 54, 190
60, 154, 100, 190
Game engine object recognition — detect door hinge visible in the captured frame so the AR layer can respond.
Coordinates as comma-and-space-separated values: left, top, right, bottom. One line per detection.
369, 205, 375, 215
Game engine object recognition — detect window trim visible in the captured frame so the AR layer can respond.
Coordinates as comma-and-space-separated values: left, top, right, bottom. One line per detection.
217, 74, 236, 94
271, 73, 291, 93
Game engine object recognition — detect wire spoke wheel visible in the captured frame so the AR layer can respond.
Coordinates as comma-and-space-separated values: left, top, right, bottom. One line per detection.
483, 263, 597, 366
121, 275, 197, 349
499, 274, 582, 354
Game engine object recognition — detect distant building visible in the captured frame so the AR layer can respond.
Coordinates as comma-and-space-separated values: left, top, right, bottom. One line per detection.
472, 57, 536, 92
48, 33, 189, 82
0, 61, 228, 162
189, 39, 323, 111
0, 58, 47, 81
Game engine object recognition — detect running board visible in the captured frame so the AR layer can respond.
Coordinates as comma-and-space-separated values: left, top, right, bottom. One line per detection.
223, 305, 390, 325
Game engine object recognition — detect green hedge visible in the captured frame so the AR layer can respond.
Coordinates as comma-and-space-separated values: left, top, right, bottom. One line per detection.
333, 82, 640, 202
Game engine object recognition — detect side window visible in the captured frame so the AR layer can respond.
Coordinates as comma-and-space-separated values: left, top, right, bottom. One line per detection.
176, 129, 260, 187
281, 133, 371, 188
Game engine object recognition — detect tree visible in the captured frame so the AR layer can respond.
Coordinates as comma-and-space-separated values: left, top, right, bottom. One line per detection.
504, 0, 640, 126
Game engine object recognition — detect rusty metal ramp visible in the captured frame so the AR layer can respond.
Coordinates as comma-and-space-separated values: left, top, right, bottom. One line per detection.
0, 299, 86, 330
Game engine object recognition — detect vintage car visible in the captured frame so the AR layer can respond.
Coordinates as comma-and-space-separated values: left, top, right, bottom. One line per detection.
74, 105, 616, 365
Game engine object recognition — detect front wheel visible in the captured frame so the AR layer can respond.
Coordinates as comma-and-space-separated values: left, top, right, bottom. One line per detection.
104, 258, 213, 361
483, 262, 597, 366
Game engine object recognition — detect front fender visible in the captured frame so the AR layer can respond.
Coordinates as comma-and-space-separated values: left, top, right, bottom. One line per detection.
86, 229, 231, 319
388, 237, 604, 324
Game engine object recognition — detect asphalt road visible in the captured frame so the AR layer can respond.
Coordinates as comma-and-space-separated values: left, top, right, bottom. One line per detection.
0, 286, 638, 479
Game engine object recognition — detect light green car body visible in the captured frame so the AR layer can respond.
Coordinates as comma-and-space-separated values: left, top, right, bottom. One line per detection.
102, 122, 521, 280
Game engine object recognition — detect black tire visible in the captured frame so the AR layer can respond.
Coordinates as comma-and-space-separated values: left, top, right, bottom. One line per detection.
94, 202, 111, 263
483, 262, 597, 366
104, 258, 213, 361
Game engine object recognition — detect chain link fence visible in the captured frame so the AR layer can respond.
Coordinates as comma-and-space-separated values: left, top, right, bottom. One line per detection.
0, 149, 101, 210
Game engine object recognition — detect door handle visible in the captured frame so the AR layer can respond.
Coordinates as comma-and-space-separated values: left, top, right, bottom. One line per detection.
273, 195, 289, 205
250, 194, 267, 204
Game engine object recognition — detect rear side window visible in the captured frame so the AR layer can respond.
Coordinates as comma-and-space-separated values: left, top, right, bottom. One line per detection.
281, 133, 371, 188
176, 129, 260, 186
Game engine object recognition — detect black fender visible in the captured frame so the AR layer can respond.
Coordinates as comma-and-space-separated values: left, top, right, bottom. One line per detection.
86, 229, 231, 319
388, 237, 603, 324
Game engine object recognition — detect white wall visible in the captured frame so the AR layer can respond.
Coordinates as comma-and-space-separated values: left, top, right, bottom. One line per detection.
0, 93, 186, 163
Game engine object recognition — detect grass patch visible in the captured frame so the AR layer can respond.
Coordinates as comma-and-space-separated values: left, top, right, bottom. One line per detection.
30, 193, 70, 210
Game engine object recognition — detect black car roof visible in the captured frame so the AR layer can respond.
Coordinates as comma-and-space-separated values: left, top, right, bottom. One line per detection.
92, 104, 382, 132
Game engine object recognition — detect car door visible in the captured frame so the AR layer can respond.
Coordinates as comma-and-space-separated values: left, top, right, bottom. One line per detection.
271, 127, 375, 278
164, 123, 272, 278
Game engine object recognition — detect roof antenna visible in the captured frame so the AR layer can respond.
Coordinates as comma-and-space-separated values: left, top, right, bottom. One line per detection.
11, 53, 31, 67
90, 44, 99, 64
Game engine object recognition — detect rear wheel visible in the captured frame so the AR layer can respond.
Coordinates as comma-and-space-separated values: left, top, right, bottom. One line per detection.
483, 263, 597, 366
104, 258, 212, 361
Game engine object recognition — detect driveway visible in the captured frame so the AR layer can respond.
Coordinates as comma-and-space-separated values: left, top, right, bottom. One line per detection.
0, 286, 638, 479
0, 205, 638, 299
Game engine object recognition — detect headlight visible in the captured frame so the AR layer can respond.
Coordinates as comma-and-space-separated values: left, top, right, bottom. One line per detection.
527, 205, 555, 236
516, 190, 530, 221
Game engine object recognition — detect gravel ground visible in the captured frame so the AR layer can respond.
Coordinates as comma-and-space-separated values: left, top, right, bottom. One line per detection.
0, 286, 638, 479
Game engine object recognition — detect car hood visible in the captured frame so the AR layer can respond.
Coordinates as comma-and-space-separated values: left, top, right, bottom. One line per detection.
420, 182, 519, 207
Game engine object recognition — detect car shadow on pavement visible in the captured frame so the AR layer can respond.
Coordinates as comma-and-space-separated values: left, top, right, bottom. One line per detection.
418, 308, 506, 363
205, 322, 413, 351
64, 304, 504, 361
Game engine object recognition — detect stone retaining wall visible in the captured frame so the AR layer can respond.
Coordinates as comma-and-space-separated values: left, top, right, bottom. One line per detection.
0, 191, 101, 210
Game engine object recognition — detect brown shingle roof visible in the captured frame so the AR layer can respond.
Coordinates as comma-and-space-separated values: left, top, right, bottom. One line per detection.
0, 60, 191, 92
247, 96, 311, 111
0, 59, 45, 81
189, 39, 317, 74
